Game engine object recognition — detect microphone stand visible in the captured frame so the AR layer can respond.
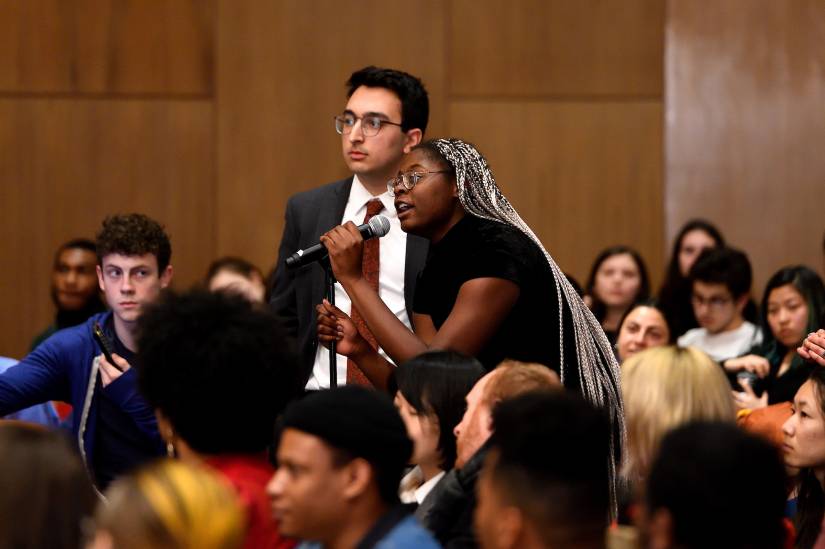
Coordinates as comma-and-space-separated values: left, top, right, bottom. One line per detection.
321, 257, 337, 388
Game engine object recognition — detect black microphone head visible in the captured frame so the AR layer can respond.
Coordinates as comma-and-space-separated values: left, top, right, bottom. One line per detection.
368, 215, 391, 238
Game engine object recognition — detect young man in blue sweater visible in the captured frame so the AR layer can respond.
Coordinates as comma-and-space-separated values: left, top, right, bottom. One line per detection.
0, 213, 172, 490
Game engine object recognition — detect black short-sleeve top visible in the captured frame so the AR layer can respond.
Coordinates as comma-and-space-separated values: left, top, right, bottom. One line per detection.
413, 215, 576, 375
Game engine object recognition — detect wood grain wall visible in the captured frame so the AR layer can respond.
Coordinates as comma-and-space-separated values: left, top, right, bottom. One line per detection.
666, 0, 825, 298
3, 0, 665, 358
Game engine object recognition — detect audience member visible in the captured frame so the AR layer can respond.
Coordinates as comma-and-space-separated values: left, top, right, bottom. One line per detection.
423, 361, 560, 547
316, 138, 623, 479
644, 422, 788, 549
584, 246, 650, 344
88, 459, 245, 549
136, 289, 300, 549
657, 219, 725, 340
622, 346, 735, 486
677, 246, 762, 362
0, 213, 172, 489
267, 386, 440, 548
475, 391, 610, 549
30, 238, 106, 350
0, 356, 58, 426
783, 368, 825, 548
270, 66, 430, 389
615, 299, 670, 363
392, 351, 485, 520
207, 256, 267, 304
0, 423, 96, 549
725, 266, 825, 410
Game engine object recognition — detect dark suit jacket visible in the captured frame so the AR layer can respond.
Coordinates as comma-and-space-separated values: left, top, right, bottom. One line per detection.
270, 177, 429, 386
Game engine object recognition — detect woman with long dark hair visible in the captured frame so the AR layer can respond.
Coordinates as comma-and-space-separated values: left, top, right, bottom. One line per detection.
726, 266, 825, 410
782, 368, 825, 548
657, 219, 725, 340
584, 246, 650, 344
317, 138, 624, 515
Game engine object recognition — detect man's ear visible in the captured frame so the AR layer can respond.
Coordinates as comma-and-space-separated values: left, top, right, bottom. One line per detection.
735, 293, 749, 315
403, 128, 423, 153
341, 458, 373, 501
96, 265, 105, 292
646, 508, 675, 549
160, 265, 174, 289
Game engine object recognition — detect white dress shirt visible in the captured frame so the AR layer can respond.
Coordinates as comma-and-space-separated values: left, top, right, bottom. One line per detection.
306, 176, 410, 389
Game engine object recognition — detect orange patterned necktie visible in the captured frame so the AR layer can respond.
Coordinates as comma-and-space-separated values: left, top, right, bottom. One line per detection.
346, 198, 384, 386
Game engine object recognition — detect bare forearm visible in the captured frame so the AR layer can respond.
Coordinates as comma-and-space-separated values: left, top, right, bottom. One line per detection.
342, 278, 428, 364
350, 348, 395, 392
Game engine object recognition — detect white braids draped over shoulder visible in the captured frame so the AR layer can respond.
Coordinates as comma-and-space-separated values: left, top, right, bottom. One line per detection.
429, 137, 626, 517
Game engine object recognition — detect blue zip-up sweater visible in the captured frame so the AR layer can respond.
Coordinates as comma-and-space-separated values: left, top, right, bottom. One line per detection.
0, 312, 162, 485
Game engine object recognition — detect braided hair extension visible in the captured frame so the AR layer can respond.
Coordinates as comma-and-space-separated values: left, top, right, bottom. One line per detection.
424, 138, 626, 516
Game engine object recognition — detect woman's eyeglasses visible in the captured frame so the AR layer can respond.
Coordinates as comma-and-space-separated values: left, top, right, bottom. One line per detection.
387, 171, 451, 196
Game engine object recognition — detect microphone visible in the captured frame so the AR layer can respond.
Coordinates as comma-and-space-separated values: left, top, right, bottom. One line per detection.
285, 215, 391, 269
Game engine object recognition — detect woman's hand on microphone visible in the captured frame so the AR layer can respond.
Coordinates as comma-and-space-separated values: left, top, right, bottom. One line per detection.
320, 222, 364, 286
316, 299, 370, 358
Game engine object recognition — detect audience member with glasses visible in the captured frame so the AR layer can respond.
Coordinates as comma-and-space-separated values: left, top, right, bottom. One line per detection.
677, 246, 762, 362
270, 66, 430, 390
315, 138, 625, 509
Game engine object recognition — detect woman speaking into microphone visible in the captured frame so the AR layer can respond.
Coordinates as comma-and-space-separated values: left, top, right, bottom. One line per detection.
317, 138, 623, 481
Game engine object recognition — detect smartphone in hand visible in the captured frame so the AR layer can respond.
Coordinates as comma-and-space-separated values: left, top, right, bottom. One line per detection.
92, 321, 124, 372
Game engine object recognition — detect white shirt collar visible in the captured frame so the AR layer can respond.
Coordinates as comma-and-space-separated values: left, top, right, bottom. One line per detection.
351, 175, 396, 219
415, 470, 446, 504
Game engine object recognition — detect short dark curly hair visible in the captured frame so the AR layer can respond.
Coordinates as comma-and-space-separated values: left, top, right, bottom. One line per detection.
96, 214, 172, 271
136, 290, 301, 455
346, 66, 429, 134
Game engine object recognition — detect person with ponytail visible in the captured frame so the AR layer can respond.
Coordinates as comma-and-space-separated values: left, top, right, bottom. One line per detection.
317, 138, 624, 515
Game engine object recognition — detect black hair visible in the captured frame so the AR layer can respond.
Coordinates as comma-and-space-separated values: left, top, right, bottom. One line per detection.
688, 246, 752, 299
278, 386, 412, 505
585, 245, 651, 323
96, 213, 172, 272
760, 266, 825, 371
346, 66, 429, 134
488, 391, 610, 544
647, 421, 787, 549
391, 351, 485, 470
657, 219, 725, 340
205, 256, 263, 285
0, 424, 97, 549
54, 238, 96, 265
794, 368, 825, 548
137, 289, 300, 455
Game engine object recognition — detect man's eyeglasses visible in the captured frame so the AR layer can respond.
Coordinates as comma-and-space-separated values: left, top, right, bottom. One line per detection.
334, 114, 402, 137
387, 171, 451, 196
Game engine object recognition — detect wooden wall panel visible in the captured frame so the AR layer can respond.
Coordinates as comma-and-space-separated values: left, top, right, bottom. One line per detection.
0, 0, 214, 95
666, 0, 825, 296
0, 99, 214, 358
450, 0, 664, 97
216, 0, 447, 272
449, 101, 664, 288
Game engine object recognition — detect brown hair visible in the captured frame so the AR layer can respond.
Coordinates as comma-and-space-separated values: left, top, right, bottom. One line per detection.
483, 360, 560, 410
0, 422, 96, 549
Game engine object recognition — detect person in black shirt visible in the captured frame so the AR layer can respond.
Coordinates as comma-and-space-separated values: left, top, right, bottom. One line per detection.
317, 138, 624, 517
